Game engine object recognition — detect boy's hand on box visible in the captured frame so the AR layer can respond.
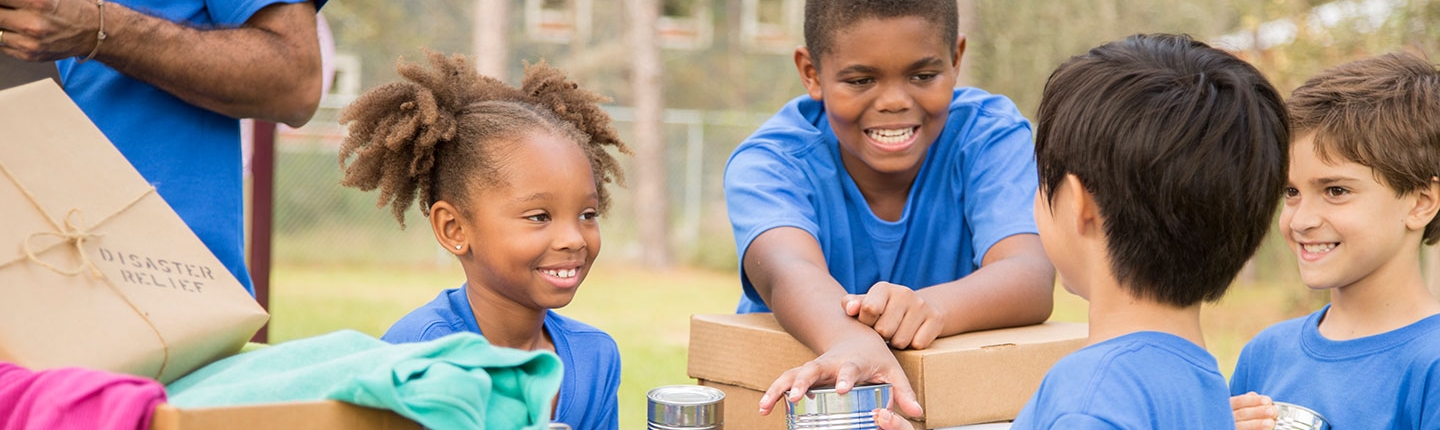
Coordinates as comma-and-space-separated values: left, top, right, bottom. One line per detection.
757, 337, 924, 418
843, 283, 945, 349
872, 408, 917, 430
1231, 392, 1278, 430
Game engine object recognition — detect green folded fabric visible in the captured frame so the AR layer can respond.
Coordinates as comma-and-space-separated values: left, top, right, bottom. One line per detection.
166, 330, 563, 430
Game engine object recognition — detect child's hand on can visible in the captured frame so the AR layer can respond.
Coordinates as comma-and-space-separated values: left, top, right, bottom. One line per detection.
1231, 392, 1278, 430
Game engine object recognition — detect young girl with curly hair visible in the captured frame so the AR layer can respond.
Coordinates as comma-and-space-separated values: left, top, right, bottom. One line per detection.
338, 51, 629, 430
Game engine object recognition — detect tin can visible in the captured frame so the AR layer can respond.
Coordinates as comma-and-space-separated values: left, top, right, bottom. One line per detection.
1273, 402, 1329, 430
547, 424, 572, 430
647, 385, 725, 429
786, 383, 891, 430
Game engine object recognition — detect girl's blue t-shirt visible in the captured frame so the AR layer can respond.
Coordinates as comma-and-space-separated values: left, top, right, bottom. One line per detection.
1231, 305, 1440, 430
723, 88, 1039, 312
1013, 331, 1235, 429
382, 286, 621, 430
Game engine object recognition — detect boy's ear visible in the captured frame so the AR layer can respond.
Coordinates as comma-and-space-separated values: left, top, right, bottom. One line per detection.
952, 33, 967, 70
1065, 174, 1101, 237
430, 200, 469, 256
794, 46, 824, 101
1405, 177, 1440, 231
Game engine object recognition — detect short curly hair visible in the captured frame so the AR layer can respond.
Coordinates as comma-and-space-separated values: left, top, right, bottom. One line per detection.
338, 51, 630, 227
803, 0, 958, 68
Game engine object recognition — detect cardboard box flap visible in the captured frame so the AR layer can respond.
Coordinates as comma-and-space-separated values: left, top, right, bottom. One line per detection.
687, 313, 815, 389
0, 80, 268, 383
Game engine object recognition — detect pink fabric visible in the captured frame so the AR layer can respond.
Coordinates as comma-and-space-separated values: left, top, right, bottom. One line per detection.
0, 362, 166, 430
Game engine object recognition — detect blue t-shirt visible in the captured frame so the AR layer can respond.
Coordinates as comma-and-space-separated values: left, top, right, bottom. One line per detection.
1012, 332, 1235, 429
382, 286, 621, 430
56, 0, 325, 295
1230, 305, 1440, 430
723, 88, 1038, 313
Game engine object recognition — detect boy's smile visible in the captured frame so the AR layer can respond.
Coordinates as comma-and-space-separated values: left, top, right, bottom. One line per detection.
795, 15, 961, 187
1281, 134, 1421, 293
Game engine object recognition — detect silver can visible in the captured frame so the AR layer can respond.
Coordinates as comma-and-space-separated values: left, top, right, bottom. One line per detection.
786, 383, 892, 430
1273, 402, 1329, 430
647, 385, 725, 429
547, 424, 572, 430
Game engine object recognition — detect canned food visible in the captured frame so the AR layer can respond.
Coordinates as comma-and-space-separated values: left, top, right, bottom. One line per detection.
647, 385, 725, 429
1273, 402, 1329, 430
547, 423, 572, 430
786, 383, 891, 430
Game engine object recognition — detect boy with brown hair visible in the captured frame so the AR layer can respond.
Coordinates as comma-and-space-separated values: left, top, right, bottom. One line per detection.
1230, 52, 1440, 430
879, 33, 1291, 428
724, 0, 1056, 417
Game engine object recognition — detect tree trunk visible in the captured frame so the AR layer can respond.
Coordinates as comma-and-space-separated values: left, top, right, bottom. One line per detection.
474, 0, 509, 82
955, 0, 976, 87
627, 0, 671, 268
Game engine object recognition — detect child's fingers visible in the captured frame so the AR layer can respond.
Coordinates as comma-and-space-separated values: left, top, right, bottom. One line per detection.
908, 318, 943, 350
1235, 417, 1276, 430
1230, 392, 1272, 409
856, 288, 890, 327
759, 369, 799, 416
872, 408, 916, 430
887, 306, 930, 349
1233, 405, 1278, 426
884, 368, 923, 417
1231, 393, 1277, 430
842, 294, 863, 317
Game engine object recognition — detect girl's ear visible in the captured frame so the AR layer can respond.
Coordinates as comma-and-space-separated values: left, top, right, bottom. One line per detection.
1406, 177, 1440, 232
430, 200, 469, 255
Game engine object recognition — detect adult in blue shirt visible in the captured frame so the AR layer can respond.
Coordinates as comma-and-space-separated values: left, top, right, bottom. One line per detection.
0, 0, 326, 295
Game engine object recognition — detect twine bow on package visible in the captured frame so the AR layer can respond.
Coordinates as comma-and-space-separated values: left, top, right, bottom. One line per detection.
0, 80, 268, 384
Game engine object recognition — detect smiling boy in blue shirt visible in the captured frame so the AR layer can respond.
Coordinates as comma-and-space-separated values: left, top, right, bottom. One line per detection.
725, 0, 1056, 417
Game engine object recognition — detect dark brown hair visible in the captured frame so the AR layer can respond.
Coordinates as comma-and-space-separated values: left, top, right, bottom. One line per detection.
1289, 52, 1440, 244
803, 0, 958, 69
1035, 34, 1290, 306
338, 51, 629, 227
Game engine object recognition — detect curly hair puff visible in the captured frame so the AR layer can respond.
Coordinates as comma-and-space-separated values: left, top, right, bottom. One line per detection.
337, 51, 630, 227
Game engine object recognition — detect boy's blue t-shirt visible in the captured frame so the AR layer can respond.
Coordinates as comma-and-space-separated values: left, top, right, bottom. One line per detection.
382, 286, 621, 430
1012, 331, 1235, 430
723, 88, 1038, 313
57, 0, 327, 296
1230, 305, 1440, 430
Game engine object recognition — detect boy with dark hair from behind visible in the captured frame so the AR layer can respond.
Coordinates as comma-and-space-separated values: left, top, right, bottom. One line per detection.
726, 0, 1056, 417
1230, 52, 1440, 430
878, 33, 1290, 429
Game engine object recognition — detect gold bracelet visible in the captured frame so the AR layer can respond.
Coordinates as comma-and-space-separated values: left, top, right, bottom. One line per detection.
77, 0, 107, 63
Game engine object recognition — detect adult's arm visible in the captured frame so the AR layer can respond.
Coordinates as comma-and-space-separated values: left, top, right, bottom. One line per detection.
0, 0, 322, 127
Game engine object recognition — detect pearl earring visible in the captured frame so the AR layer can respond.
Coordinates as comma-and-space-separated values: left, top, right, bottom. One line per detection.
455, 244, 462, 250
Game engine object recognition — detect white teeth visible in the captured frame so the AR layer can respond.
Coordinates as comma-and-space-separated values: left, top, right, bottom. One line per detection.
1302, 243, 1337, 254
866, 127, 914, 144
543, 269, 578, 279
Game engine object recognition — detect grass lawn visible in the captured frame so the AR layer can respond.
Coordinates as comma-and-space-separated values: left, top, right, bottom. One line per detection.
269, 260, 1322, 428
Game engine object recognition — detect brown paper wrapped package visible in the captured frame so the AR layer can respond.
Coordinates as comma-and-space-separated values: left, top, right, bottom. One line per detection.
0, 80, 269, 384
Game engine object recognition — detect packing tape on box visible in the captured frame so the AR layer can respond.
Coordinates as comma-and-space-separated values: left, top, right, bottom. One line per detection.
0, 159, 171, 379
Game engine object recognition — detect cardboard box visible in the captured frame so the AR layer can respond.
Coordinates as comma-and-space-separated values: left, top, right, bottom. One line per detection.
150, 401, 422, 430
0, 80, 268, 383
687, 313, 1087, 429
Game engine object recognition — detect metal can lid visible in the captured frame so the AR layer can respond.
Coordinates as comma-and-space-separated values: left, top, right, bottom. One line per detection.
647, 385, 725, 427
